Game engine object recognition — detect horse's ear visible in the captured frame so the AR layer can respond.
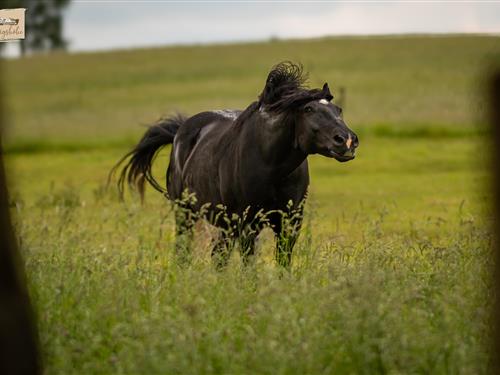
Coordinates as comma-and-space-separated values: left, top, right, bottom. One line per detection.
322, 83, 333, 101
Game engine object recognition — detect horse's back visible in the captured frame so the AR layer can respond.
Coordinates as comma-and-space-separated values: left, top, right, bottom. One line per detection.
167, 109, 241, 201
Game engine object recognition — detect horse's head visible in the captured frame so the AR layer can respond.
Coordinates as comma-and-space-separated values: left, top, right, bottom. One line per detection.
258, 62, 358, 162
296, 83, 358, 162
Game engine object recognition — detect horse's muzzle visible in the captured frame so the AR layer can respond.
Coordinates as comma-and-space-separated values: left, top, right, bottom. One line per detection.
327, 148, 355, 162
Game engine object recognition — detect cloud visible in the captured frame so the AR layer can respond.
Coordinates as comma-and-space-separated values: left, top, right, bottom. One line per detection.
61, 3, 500, 52
273, 3, 500, 37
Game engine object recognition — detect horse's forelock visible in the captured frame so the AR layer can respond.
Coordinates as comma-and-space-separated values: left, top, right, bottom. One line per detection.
259, 62, 306, 106
266, 61, 306, 91
259, 62, 334, 113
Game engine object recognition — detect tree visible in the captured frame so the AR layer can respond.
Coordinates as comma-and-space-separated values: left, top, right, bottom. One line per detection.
4, 0, 71, 56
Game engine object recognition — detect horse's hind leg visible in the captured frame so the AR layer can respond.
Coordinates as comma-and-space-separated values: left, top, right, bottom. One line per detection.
174, 207, 195, 266
211, 231, 234, 270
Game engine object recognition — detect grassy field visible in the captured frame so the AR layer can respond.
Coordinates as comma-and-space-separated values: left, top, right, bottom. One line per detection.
3, 35, 499, 374
3, 35, 499, 147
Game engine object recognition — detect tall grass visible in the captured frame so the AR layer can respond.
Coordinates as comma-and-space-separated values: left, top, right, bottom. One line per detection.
14, 181, 491, 374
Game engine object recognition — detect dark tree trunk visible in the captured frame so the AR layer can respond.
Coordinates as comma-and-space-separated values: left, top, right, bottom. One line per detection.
491, 70, 500, 374
0, 66, 41, 374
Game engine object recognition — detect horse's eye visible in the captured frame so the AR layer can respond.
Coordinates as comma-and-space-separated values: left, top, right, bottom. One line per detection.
304, 106, 314, 113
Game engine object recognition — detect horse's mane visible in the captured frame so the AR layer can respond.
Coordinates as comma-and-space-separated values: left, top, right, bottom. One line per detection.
258, 61, 333, 113
232, 61, 333, 129
232, 100, 260, 130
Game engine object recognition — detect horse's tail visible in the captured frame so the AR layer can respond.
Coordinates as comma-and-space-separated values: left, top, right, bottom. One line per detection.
109, 114, 186, 199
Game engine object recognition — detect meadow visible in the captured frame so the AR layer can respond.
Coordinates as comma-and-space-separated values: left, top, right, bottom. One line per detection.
3, 35, 499, 374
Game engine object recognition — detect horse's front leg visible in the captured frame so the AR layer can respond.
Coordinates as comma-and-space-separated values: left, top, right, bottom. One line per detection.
272, 212, 303, 268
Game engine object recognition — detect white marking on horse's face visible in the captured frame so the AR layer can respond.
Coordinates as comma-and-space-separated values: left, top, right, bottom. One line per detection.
319, 99, 329, 105
346, 134, 352, 148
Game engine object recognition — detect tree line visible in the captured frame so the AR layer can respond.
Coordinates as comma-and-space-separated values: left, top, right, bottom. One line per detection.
3, 0, 71, 56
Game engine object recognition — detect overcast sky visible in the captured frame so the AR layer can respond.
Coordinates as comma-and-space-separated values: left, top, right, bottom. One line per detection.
4, 1, 500, 56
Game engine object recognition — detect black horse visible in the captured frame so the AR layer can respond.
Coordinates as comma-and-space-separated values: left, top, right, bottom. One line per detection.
112, 62, 358, 267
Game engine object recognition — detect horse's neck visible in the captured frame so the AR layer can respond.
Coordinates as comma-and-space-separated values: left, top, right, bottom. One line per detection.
250, 111, 306, 177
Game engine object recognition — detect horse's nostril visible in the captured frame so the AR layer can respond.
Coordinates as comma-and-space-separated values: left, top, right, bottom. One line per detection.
333, 134, 345, 145
353, 134, 359, 147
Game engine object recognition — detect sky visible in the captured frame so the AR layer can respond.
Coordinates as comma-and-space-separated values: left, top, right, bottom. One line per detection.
3, 1, 500, 56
